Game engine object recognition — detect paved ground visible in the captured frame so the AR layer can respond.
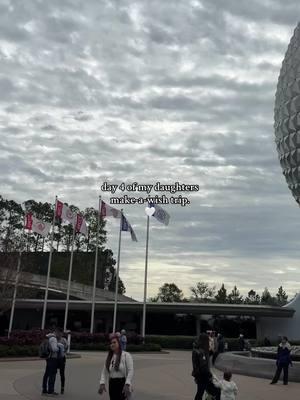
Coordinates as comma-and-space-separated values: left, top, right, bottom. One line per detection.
0, 351, 299, 399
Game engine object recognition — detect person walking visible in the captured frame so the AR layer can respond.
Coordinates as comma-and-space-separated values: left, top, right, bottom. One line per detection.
192, 333, 221, 400
212, 370, 238, 400
238, 334, 245, 351
270, 336, 292, 385
120, 330, 127, 351
57, 329, 69, 394
42, 330, 59, 395
98, 334, 134, 399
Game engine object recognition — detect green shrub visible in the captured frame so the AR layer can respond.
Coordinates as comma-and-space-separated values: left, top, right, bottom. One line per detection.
0, 343, 161, 357
0, 345, 39, 358
144, 335, 261, 350
127, 343, 161, 352
145, 335, 195, 349
224, 338, 257, 351
71, 343, 161, 352
71, 343, 107, 351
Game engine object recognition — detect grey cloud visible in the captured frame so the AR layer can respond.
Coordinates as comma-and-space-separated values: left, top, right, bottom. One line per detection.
1, 0, 300, 298
202, 0, 299, 26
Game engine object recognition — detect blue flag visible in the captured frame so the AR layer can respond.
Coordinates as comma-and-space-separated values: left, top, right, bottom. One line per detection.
121, 215, 138, 242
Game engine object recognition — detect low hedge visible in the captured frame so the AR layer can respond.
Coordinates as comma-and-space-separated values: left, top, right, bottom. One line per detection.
145, 335, 259, 350
0, 345, 39, 358
1, 330, 143, 346
7, 330, 297, 353
0, 343, 161, 358
70, 343, 161, 352
145, 335, 195, 349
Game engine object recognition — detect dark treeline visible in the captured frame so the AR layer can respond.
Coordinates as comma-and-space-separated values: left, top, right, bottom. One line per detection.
0, 195, 126, 294
0, 195, 107, 253
151, 282, 290, 307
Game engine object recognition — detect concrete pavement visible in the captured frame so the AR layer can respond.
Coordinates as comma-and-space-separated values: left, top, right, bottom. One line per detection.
0, 351, 299, 399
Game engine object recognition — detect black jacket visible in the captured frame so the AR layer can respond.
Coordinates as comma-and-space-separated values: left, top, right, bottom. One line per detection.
192, 348, 211, 382
277, 344, 292, 366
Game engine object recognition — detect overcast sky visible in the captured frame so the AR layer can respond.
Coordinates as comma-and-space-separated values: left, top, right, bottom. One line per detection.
1, 0, 300, 301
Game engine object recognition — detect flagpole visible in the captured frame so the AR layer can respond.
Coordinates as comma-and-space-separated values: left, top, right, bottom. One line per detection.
112, 209, 123, 333
41, 196, 57, 330
63, 223, 76, 332
142, 215, 150, 341
90, 195, 101, 334
8, 215, 26, 337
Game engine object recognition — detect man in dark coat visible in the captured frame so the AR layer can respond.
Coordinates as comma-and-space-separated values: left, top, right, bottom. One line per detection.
270, 336, 292, 385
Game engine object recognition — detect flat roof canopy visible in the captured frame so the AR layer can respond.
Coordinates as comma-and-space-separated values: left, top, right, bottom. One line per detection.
16, 299, 295, 318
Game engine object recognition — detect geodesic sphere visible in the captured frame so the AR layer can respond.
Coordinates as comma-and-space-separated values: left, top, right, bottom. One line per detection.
275, 23, 300, 204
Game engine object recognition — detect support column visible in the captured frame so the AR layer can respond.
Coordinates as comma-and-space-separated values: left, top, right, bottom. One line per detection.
140, 314, 143, 335
195, 315, 201, 337
255, 317, 263, 341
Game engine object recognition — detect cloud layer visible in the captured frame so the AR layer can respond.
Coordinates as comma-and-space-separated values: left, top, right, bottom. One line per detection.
1, 0, 300, 300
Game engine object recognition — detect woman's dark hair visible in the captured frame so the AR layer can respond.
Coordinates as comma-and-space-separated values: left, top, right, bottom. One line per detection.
224, 370, 232, 381
282, 336, 288, 341
105, 334, 122, 372
197, 333, 209, 354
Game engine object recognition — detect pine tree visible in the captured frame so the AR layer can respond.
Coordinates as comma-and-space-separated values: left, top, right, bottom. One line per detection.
244, 289, 260, 304
215, 284, 227, 303
276, 286, 288, 306
228, 286, 243, 304
261, 288, 276, 306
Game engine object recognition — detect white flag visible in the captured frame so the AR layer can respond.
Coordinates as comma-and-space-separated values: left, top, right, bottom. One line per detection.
56, 200, 76, 225
25, 213, 51, 237
100, 200, 121, 218
75, 214, 88, 235
151, 203, 170, 226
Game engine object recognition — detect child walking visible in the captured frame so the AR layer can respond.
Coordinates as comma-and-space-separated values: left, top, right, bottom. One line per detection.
212, 370, 238, 400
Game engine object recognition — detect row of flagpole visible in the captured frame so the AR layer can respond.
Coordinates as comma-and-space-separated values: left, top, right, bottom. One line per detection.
90, 196, 101, 333
7, 195, 169, 338
113, 209, 123, 333
41, 195, 57, 330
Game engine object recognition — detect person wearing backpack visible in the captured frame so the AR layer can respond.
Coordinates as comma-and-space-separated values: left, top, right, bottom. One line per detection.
57, 329, 69, 394
41, 330, 59, 395
192, 333, 221, 400
98, 333, 134, 399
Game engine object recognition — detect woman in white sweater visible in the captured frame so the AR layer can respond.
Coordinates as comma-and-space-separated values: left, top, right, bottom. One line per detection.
98, 334, 134, 400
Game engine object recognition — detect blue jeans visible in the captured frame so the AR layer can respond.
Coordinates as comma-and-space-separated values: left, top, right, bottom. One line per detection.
42, 358, 58, 393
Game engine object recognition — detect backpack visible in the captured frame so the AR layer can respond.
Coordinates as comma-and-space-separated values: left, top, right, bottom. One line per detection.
39, 339, 50, 359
